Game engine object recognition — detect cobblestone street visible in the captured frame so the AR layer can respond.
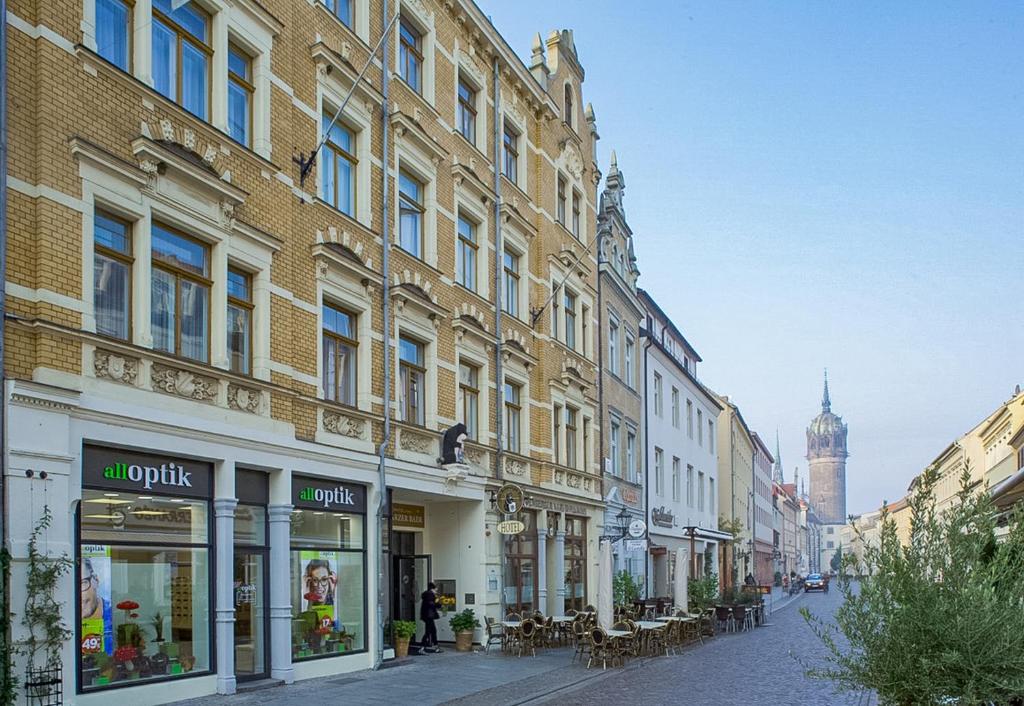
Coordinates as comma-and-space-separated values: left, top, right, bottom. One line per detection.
176, 588, 872, 706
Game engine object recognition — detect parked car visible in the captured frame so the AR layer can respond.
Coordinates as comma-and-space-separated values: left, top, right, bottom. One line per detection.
804, 573, 826, 592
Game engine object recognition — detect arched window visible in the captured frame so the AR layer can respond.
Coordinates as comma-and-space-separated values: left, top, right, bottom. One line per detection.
563, 84, 574, 130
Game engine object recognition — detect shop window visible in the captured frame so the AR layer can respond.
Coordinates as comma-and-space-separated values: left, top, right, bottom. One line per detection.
227, 267, 252, 375
152, 0, 211, 120
322, 303, 358, 406
399, 335, 426, 426
227, 45, 253, 146
151, 223, 211, 363
459, 361, 479, 439
563, 516, 587, 613
97, 0, 131, 71
505, 511, 536, 614
93, 210, 133, 341
290, 477, 367, 660
78, 446, 212, 691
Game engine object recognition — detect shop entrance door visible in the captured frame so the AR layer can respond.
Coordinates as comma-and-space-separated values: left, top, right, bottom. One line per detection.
233, 549, 268, 681
392, 553, 431, 639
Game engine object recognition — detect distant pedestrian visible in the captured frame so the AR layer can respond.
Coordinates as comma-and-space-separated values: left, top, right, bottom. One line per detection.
418, 582, 442, 654
744, 573, 756, 586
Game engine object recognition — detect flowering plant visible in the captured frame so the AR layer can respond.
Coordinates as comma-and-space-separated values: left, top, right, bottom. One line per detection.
113, 646, 137, 663
116, 600, 140, 624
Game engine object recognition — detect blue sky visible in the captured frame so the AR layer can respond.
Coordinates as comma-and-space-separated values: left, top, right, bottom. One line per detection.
477, 0, 1024, 513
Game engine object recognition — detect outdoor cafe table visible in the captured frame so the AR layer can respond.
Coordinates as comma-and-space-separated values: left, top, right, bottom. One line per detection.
655, 615, 696, 622
634, 621, 665, 630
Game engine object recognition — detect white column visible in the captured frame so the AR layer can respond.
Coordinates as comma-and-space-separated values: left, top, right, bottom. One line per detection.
133, 210, 153, 348
268, 503, 295, 683
134, 0, 153, 86
553, 529, 566, 611
210, 241, 229, 369
536, 518, 547, 615
214, 496, 238, 694
211, 11, 229, 133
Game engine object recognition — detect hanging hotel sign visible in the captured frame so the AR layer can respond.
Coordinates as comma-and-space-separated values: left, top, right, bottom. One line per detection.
496, 520, 526, 535
495, 483, 524, 516
82, 445, 212, 499
628, 519, 647, 538
292, 474, 367, 513
651, 506, 675, 528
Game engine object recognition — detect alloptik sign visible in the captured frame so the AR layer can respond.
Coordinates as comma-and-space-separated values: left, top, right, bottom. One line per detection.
103, 462, 193, 490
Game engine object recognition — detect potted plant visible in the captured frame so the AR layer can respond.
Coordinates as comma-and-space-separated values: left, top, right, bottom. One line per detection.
448, 608, 480, 652
150, 611, 165, 642
392, 620, 417, 658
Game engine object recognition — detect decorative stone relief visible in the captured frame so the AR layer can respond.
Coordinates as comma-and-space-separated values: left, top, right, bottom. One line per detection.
566, 473, 581, 488
93, 350, 138, 385
562, 142, 584, 181
227, 384, 261, 414
323, 410, 367, 439
400, 429, 433, 454
505, 458, 526, 476
464, 447, 484, 467
151, 364, 218, 402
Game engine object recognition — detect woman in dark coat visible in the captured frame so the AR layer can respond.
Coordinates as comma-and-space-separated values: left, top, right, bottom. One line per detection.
419, 582, 442, 654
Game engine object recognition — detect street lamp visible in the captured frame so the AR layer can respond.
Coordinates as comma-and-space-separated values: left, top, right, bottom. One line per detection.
599, 506, 632, 542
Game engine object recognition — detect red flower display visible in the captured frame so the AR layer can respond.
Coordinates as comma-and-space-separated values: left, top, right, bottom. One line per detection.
129, 612, 139, 619
113, 646, 137, 663
116, 600, 139, 611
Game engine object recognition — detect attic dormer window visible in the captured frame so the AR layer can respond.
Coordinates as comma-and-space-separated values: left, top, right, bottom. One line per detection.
564, 84, 574, 131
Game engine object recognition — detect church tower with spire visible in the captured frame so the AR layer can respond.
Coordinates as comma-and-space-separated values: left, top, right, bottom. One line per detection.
773, 431, 785, 484
806, 370, 849, 523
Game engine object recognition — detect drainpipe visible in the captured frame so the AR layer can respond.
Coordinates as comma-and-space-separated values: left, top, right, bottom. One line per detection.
374, 0, 392, 671
595, 224, 605, 532
730, 416, 736, 591
641, 327, 652, 597
491, 55, 507, 619
0, 0, 8, 688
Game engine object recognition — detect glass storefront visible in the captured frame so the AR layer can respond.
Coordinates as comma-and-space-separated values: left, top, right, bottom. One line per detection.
289, 475, 367, 660
234, 469, 269, 681
78, 445, 212, 692
504, 510, 537, 614
563, 516, 587, 613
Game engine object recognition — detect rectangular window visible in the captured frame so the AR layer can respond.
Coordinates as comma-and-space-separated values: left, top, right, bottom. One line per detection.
505, 380, 521, 453
152, 0, 211, 120
610, 421, 620, 476
687, 400, 694, 438
502, 123, 518, 182
671, 388, 680, 428
583, 416, 591, 472
672, 457, 681, 501
322, 304, 357, 405
151, 223, 210, 362
624, 333, 635, 387
698, 471, 705, 511
608, 321, 619, 376
709, 477, 715, 511
709, 420, 715, 453
556, 175, 567, 226
626, 431, 636, 483
503, 249, 519, 317
458, 78, 476, 144
698, 409, 703, 446
458, 362, 479, 440
565, 406, 578, 469
323, 114, 357, 216
687, 465, 694, 507
571, 190, 581, 238
227, 267, 252, 375
324, 0, 353, 27
654, 373, 663, 417
581, 304, 590, 357
399, 17, 422, 93
553, 404, 562, 464
563, 516, 587, 613
227, 45, 253, 146
93, 210, 132, 340
398, 170, 424, 258
456, 214, 477, 291
655, 448, 664, 496
399, 336, 426, 425
564, 291, 576, 350
96, 0, 131, 71
507, 511, 538, 613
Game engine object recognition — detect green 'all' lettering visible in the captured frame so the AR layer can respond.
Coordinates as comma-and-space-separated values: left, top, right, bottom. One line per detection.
103, 463, 128, 480
300, 487, 313, 501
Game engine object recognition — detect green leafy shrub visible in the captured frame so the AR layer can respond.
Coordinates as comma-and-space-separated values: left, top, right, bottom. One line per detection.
802, 462, 1024, 704
448, 608, 480, 633
688, 572, 719, 612
391, 620, 417, 640
612, 570, 642, 606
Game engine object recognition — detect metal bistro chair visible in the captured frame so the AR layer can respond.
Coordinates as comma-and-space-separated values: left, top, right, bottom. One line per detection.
685, 613, 704, 645
571, 618, 591, 664
732, 605, 752, 632
517, 618, 539, 658
587, 626, 619, 670
715, 605, 735, 633
484, 616, 504, 653
611, 621, 638, 660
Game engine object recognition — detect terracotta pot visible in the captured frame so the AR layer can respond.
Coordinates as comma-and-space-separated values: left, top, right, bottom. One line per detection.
394, 636, 411, 658
455, 630, 474, 652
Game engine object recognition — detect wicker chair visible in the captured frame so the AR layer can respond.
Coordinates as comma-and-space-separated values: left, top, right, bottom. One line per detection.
684, 613, 704, 645
505, 612, 522, 622
484, 616, 505, 653
517, 618, 539, 657
715, 605, 735, 633
571, 619, 590, 664
587, 627, 619, 669
732, 605, 751, 632
611, 621, 637, 660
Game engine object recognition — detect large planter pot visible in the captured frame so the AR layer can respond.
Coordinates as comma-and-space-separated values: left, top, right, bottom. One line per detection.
455, 630, 473, 652
394, 636, 411, 659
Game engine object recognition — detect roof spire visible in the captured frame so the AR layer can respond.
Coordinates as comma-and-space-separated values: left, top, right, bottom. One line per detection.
822, 368, 831, 412
772, 430, 784, 483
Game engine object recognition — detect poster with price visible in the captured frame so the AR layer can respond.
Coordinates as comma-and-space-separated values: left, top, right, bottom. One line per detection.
80, 545, 113, 655
299, 550, 338, 630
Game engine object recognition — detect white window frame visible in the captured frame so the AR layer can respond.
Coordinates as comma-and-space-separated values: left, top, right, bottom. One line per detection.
395, 3, 435, 105
318, 88, 373, 227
